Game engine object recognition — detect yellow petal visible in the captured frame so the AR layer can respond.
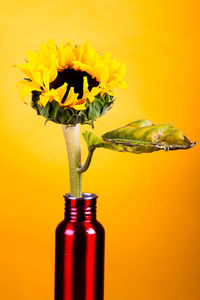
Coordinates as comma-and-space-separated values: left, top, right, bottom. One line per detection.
94, 62, 109, 84
16, 80, 41, 90
73, 44, 85, 61
54, 83, 68, 103
38, 94, 51, 107
63, 87, 79, 106
32, 70, 43, 87
105, 90, 114, 96
49, 65, 58, 82
64, 45, 76, 67
72, 102, 86, 110
27, 50, 38, 64
83, 76, 89, 93
18, 86, 34, 102
90, 85, 101, 96
59, 44, 75, 68
46, 39, 57, 54
16, 80, 42, 102
42, 67, 50, 91
87, 86, 101, 103
101, 52, 111, 63
15, 63, 33, 79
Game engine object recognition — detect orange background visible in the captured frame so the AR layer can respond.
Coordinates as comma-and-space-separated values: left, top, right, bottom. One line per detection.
0, 1, 199, 299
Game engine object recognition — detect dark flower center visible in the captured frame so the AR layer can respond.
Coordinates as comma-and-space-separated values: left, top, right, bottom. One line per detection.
50, 69, 99, 102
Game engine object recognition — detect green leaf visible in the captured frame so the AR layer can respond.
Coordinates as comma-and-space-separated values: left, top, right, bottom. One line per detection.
88, 97, 102, 120
40, 102, 50, 118
49, 100, 60, 120
82, 119, 196, 154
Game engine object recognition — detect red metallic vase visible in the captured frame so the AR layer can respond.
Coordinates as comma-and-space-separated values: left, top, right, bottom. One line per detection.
55, 193, 105, 300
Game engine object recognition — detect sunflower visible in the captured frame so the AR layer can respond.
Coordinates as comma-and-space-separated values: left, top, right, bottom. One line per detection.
15, 40, 127, 125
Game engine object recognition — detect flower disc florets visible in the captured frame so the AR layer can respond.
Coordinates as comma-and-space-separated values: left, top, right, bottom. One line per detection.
15, 40, 127, 125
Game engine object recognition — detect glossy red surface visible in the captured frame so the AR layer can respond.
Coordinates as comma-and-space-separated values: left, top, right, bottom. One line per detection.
55, 193, 105, 300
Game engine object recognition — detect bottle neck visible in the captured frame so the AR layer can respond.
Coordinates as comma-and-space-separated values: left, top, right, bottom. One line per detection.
64, 193, 97, 222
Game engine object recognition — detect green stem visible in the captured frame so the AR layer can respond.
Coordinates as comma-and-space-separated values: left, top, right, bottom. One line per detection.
62, 124, 82, 197
77, 148, 95, 174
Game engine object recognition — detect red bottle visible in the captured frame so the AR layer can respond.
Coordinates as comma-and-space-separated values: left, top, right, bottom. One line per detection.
55, 193, 105, 300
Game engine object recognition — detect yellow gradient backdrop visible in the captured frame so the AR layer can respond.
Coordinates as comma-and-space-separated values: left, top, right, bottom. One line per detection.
0, 1, 199, 299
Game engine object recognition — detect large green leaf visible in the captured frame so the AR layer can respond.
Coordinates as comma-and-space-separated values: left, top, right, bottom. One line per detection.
82, 119, 196, 154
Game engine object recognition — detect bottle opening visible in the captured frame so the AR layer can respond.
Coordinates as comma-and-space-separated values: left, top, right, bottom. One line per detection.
64, 193, 98, 201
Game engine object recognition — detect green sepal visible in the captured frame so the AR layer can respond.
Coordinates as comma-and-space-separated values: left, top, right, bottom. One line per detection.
31, 91, 114, 126
82, 119, 196, 154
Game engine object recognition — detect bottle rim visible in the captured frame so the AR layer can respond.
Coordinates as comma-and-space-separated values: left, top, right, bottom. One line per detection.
64, 193, 98, 201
